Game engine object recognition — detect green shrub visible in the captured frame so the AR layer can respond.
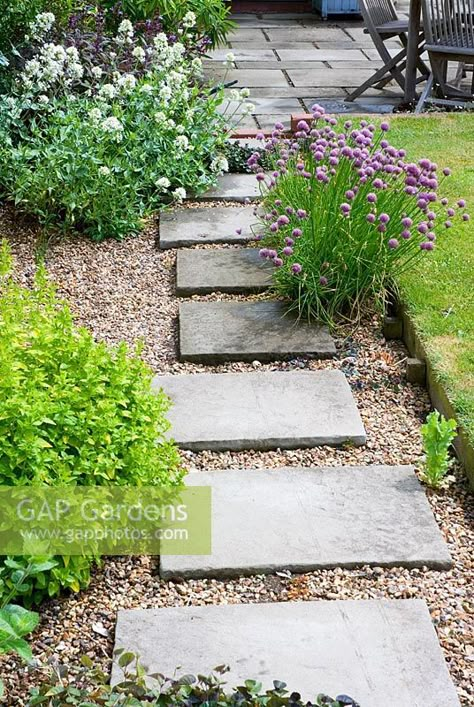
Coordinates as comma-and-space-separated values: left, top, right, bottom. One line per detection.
251, 110, 470, 325
0, 241, 183, 603
420, 410, 457, 488
27, 654, 360, 706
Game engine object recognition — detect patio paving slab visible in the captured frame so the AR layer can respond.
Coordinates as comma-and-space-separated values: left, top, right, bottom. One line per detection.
113, 600, 460, 707
160, 465, 452, 578
276, 48, 366, 61
159, 206, 257, 249
288, 68, 379, 87
176, 248, 272, 296
205, 68, 289, 87
198, 174, 261, 202
178, 300, 335, 363
301, 97, 396, 113
210, 48, 277, 61
152, 370, 366, 451
265, 27, 349, 41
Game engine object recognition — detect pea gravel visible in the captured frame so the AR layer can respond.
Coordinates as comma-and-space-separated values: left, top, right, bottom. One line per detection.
0, 204, 472, 706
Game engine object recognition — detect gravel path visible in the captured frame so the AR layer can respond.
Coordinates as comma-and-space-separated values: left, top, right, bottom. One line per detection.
0, 204, 473, 705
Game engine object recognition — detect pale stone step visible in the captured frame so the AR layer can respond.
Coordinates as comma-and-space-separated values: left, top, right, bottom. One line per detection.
159, 206, 257, 249
176, 248, 272, 296
152, 370, 366, 451
179, 301, 335, 363
160, 466, 452, 579
113, 600, 460, 707
197, 174, 261, 202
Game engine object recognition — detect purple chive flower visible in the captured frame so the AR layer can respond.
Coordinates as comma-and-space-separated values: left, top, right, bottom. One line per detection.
297, 209, 307, 219
427, 211, 436, 220
421, 241, 435, 251
282, 246, 293, 256
379, 213, 390, 224
235, 228, 242, 235
388, 238, 399, 249
367, 193, 377, 203
418, 222, 428, 234
447, 207, 455, 217
286, 206, 294, 215
268, 250, 277, 259
441, 197, 449, 206
366, 213, 376, 224
273, 257, 283, 267
380, 122, 390, 131
296, 163, 305, 172
427, 232, 436, 241
274, 122, 284, 131
402, 217, 413, 228
292, 228, 302, 238
345, 189, 355, 200
259, 248, 270, 258
256, 173, 266, 182
340, 203, 351, 214
297, 120, 310, 132
277, 215, 290, 226
319, 276, 328, 286
285, 237, 295, 246
275, 199, 282, 206
417, 199, 428, 210
378, 224, 387, 233
419, 158, 431, 170
291, 263, 302, 274
256, 132, 265, 141
445, 220, 453, 228
401, 229, 411, 239
458, 199, 466, 207
373, 178, 384, 189
270, 223, 279, 232
463, 213, 470, 221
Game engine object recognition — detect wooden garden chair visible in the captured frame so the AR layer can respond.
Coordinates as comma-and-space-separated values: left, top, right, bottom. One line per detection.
346, 0, 429, 102
415, 0, 474, 111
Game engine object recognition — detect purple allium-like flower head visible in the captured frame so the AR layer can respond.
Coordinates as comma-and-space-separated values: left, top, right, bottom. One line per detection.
445, 220, 453, 228
282, 246, 293, 256
286, 206, 294, 215
447, 207, 455, 217
273, 257, 283, 267
441, 197, 448, 206
274, 122, 284, 131
275, 199, 282, 206
292, 228, 302, 238
373, 178, 384, 189
402, 217, 413, 228
268, 249, 277, 259
443, 167, 451, 176
418, 222, 428, 234
401, 230, 411, 239
277, 215, 290, 226
291, 263, 302, 274
270, 223, 279, 232
388, 238, 399, 249
235, 228, 242, 235
378, 224, 387, 233
256, 132, 265, 141
379, 213, 390, 224
319, 276, 328, 286
297, 120, 310, 132
367, 192, 377, 204
380, 122, 390, 131
366, 213, 376, 224
421, 241, 435, 251
419, 158, 431, 170
345, 189, 355, 200
296, 162, 305, 172
297, 209, 308, 219
417, 198, 428, 210
427, 232, 436, 241
259, 248, 270, 259
458, 199, 466, 208
427, 211, 436, 221
285, 237, 295, 246
340, 203, 351, 214
256, 173, 266, 182
463, 213, 470, 221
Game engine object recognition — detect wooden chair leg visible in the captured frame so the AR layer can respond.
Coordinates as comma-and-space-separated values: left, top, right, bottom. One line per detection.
345, 46, 407, 101
415, 73, 434, 113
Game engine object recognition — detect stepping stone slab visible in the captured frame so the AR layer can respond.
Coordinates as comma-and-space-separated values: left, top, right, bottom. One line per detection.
152, 370, 366, 451
160, 466, 452, 579
179, 301, 336, 363
198, 174, 262, 202
176, 248, 273, 296
113, 599, 460, 707
159, 206, 257, 249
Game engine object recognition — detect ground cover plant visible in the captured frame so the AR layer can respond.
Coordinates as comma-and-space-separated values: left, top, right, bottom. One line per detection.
0, 241, 183, 606
27, 654, 360, 706
0, 8, 248, 240
250, 109, 469, 326
387, 114, 474, 455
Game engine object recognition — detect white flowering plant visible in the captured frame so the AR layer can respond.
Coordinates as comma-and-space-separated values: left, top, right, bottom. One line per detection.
0, 11, 248, 240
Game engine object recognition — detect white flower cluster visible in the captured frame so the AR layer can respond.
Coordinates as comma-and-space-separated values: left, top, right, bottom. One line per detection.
182, 11, 197, 29
21, 42, 84, 94
28, 12, 55, 41
101, 116, 124, 141
210, 154, 229, 174
117, 19, 134, 44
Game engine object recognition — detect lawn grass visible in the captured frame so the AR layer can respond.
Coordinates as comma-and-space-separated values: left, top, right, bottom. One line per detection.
388, 114, 474, 446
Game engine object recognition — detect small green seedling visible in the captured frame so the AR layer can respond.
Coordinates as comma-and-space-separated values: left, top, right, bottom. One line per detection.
420, 411, 457, 488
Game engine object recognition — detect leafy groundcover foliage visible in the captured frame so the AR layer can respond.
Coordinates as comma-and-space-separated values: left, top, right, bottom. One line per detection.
0, 241, 183, 605
27, 655, 360, 707
0, 7, 250, 240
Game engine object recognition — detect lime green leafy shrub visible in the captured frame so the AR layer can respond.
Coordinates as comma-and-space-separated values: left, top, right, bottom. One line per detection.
0, 241, 183, 603
420, 410, 457, 488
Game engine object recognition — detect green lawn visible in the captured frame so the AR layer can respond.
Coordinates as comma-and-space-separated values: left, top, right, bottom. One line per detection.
389, 114, 474, 445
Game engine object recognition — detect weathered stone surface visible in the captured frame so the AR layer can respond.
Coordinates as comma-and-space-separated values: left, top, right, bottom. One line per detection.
265, 27, 348, 41
161, 465, 452, 579
288, 68, 378, 87
176, 248, 272, 296
276, 48, 366, 61
152, 370, 366, 451
198, 174, 262, 202
179, 301, 335, 363
210, 48, 277, 62
301, 97, 396, 114
159, 206, 257, 249
113, 600, 460, 707
205, 68, 289, 87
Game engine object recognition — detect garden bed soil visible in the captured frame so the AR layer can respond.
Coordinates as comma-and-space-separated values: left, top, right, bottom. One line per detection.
0, 204, 472, 705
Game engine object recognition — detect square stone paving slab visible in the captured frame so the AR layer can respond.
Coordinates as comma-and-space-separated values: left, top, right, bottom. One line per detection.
288, 68, 377, 87
276, 48, 366, 61
113, 600, 460, 707
205, 68, 289, 87
198, 174, 262, 202
265, 27, 349, 41
160, 466, 452, 579
176, 248, 272, 296
179, 301, 335, 363
152, 370, 366, 451
159, 206, 258, 249
209, 48, 277, 61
